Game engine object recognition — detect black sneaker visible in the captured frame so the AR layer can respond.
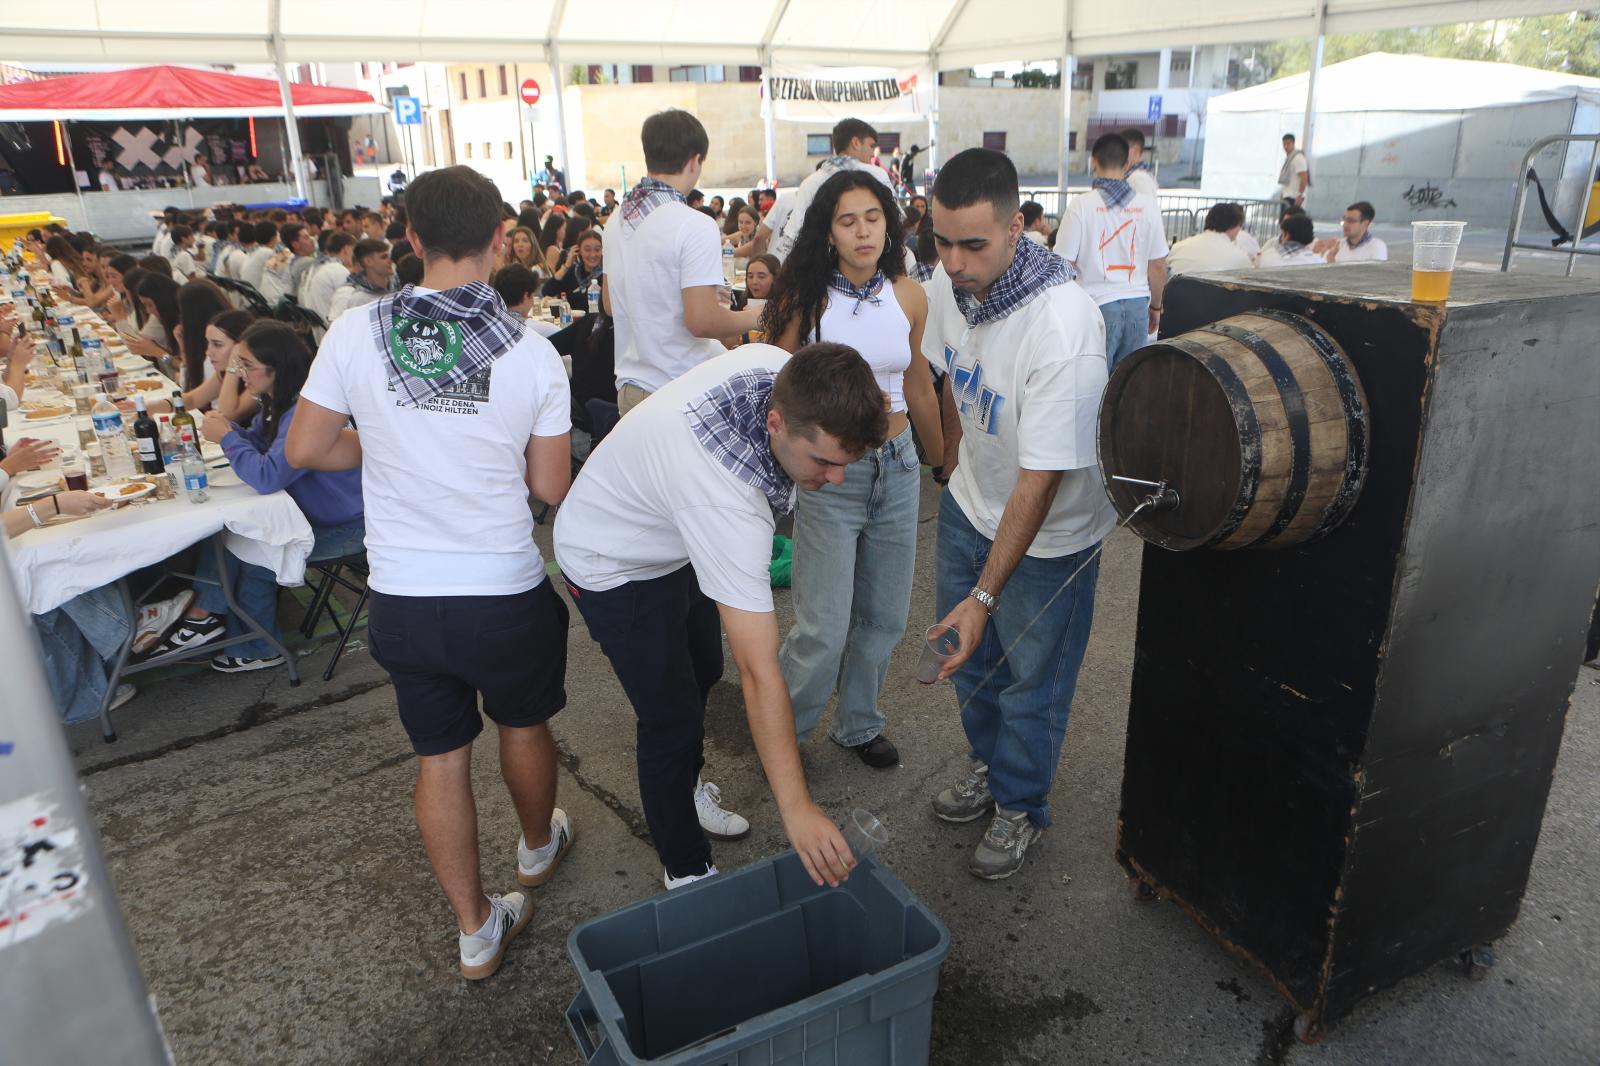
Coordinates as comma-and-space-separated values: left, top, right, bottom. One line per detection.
147, 614, 225, 657
852, 734, 900, 769
210, 653, 286, 673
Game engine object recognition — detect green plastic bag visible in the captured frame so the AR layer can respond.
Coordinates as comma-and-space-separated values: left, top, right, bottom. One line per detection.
770, 534, 794, 588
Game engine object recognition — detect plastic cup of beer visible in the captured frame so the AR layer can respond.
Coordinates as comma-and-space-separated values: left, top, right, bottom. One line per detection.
842, 808, 889, 865
914, 623, 962, 684
1410, 221, 1466, 303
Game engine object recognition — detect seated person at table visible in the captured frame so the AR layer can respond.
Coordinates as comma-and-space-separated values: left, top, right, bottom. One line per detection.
148, 322, 364, 671
325, 239, 396, 324
541, 229, 603, 311
3, 473, 131, 720
492, 264, 543, 317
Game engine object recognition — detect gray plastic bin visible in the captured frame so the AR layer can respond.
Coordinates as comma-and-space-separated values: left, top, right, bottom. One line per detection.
565, 851, 950, 1065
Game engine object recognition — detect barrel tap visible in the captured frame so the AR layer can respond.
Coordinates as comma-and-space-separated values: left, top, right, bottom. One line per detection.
1111, 475, 1181, 513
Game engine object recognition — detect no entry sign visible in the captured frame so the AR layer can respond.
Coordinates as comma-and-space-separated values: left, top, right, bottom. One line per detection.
520, 79, 542, 106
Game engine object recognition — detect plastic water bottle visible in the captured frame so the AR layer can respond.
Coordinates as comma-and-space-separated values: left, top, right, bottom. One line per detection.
91, 392, 137, 479
722, 244, 735, 286
178, 428, 208, 503
157, 415, 179, 467
585, 276, 601, 313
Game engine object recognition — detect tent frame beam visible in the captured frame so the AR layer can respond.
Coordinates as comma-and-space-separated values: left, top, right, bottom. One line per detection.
269, 0, 309, 201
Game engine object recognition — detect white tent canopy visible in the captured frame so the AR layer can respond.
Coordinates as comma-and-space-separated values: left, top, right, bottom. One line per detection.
3, 0, 1590, 193
2, 0, 1587, 69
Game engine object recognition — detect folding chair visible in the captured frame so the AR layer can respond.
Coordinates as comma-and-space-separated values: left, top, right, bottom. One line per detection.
297, 553, 370, 682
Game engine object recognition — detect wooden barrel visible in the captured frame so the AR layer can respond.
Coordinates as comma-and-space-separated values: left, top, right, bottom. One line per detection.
1097, 309, 1369, 550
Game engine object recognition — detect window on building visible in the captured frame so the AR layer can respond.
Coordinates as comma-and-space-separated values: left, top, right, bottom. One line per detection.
478, 69, 487, 97
459, 71, 468, 98
805, 133, 831, 155
668, 65, 726, 83
1170, 53, 1191, 75
1105, 62, 1138, 90
737, 66, 762, 83
632, 65, 654, 83
498, 65, 508, 95
1071, 63, 1093, 91
483, 142, 492, 159
1069, 131, 1078, 150
982, 131, 1007, 152
464, 142, 473, 158
505, 142, 514, 159
876, 132, 901, 153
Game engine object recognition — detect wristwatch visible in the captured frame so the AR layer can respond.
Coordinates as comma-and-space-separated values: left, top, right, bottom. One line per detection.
968, 586, 998, 613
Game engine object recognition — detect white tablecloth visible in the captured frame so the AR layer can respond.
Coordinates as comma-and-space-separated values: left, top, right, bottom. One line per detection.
6, 482, 313, 615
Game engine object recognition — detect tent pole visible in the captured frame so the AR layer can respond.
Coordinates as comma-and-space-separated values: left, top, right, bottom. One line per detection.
60, 121, 89, 230
548, 44, 571, 191
1302, 0, 1326, 155
1058, 0, 1076, 194
269, 0, 308, 201
761, 51, 777, 187
179, 122, 196, 210
927, 53, 940, 188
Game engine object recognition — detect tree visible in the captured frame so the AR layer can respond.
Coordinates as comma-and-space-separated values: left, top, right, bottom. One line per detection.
1237, 12, 1600, 82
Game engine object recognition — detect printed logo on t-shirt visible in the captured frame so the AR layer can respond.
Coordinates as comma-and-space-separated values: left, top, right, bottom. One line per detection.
386, 364, 493, 414
390, 317, 463, 378
941, 344, 1005, 435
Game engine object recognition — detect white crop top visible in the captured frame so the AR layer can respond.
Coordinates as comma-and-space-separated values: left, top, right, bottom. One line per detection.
808, 280, 913, 413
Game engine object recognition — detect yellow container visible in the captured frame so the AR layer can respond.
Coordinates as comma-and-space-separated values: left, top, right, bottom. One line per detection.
0, 211, 69, 250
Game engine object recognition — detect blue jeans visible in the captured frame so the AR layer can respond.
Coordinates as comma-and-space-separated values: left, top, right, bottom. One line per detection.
195, 519, 366, 660
33, 584, 132, 724
1101, 296, 1150, 373
935, 489, 1101, 829
781, 426, 920, 746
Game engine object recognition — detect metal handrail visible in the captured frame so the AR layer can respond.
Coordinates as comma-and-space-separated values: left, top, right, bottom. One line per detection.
1501, 134, 1600, 276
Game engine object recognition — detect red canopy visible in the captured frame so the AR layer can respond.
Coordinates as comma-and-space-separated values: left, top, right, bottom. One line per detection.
0, 65, 386, 121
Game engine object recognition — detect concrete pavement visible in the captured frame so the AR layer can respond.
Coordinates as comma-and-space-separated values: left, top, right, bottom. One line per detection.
68, 478, 1600, 1065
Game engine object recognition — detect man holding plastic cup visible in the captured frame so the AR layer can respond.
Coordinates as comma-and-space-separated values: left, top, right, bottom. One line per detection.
554, 342, 885, 891
922, 148, 1117, 881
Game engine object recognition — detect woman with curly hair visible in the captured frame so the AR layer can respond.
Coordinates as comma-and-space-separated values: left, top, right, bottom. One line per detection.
502, 225, 545, 277
758, 169, 942, 769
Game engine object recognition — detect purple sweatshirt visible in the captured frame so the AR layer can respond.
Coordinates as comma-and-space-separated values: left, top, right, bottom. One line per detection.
220, 402, 363, 528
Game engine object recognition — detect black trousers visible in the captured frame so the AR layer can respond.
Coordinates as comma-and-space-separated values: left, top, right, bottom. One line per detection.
565, 564, 724, 877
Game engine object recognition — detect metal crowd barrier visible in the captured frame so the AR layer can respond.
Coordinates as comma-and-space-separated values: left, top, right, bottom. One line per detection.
1501, 133, 1600, 277
1019, 187, 1283, 246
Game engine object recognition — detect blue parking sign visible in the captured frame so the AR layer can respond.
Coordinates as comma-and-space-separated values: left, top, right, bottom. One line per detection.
1147, 95, 1162, 122
394, 96, 422, 126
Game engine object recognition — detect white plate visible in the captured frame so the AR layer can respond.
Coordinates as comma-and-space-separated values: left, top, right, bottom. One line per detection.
89, 480, 157, 503
16, 410, 71, 427
205, 467, 242, 488
114, 355, 148, 372
14, 470, 64, 494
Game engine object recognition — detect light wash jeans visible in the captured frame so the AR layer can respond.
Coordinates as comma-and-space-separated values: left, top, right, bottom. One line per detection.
935, 489, 1101, 829
1101, 296, 1150, 373
780, 425, 920, 747
194, 519, 366, 660
33, 584, 132, 724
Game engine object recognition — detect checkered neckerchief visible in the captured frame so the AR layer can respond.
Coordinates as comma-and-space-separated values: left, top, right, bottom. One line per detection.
909, 260, 936, 282
369, 282, 526, 408
1092, 177, 1136, 209
952, 232, 1073, 328
684, 370, 795, 513
619, 177, 685, 235
828, 270, 885, 315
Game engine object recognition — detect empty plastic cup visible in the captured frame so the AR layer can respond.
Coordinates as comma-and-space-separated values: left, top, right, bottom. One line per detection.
843, 808, 889, 864
1410, 221, 1466, 303
914, 623, 962, 684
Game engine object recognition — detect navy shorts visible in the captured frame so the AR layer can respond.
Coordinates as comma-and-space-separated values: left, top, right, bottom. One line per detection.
367, 581, 570, 756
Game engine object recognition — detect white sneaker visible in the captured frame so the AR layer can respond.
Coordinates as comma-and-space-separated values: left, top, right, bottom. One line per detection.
108, 683, 137, 712
132, 590, 194, 654
664, 863, 719, 891
694, 778, 750, 840
517, 808, 574, 887
457, 892, 532, 981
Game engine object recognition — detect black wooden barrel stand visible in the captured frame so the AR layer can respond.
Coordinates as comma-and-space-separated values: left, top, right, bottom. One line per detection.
1113, 264, 1600, 1039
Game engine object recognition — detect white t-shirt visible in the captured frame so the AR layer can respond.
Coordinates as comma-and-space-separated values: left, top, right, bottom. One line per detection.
1126, 167, 1159, 200
1236, 230, 1262, 263
1167, 230, 1253, 276
152, 228, 173, 259
171, 247, 200, 280
240, 245, 274, 290
1022, 230, 1048, 246
305, 260, 348, 318
1279, 151, 1309, 201
760, 192, 798, 251
1257, 244, 1327, 269
1056, 189, 1171, 305
325, 284, 385, 324
49, 260, 73, 289
606, 200, 726, 394
1329, 236, 1388, 263
299, 290, 571, 597
222, 246, 249, 281
771, 160, 894, 263
921, 265, 1117, 557
555, 346, 787, 614
258, 249, 295, 305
